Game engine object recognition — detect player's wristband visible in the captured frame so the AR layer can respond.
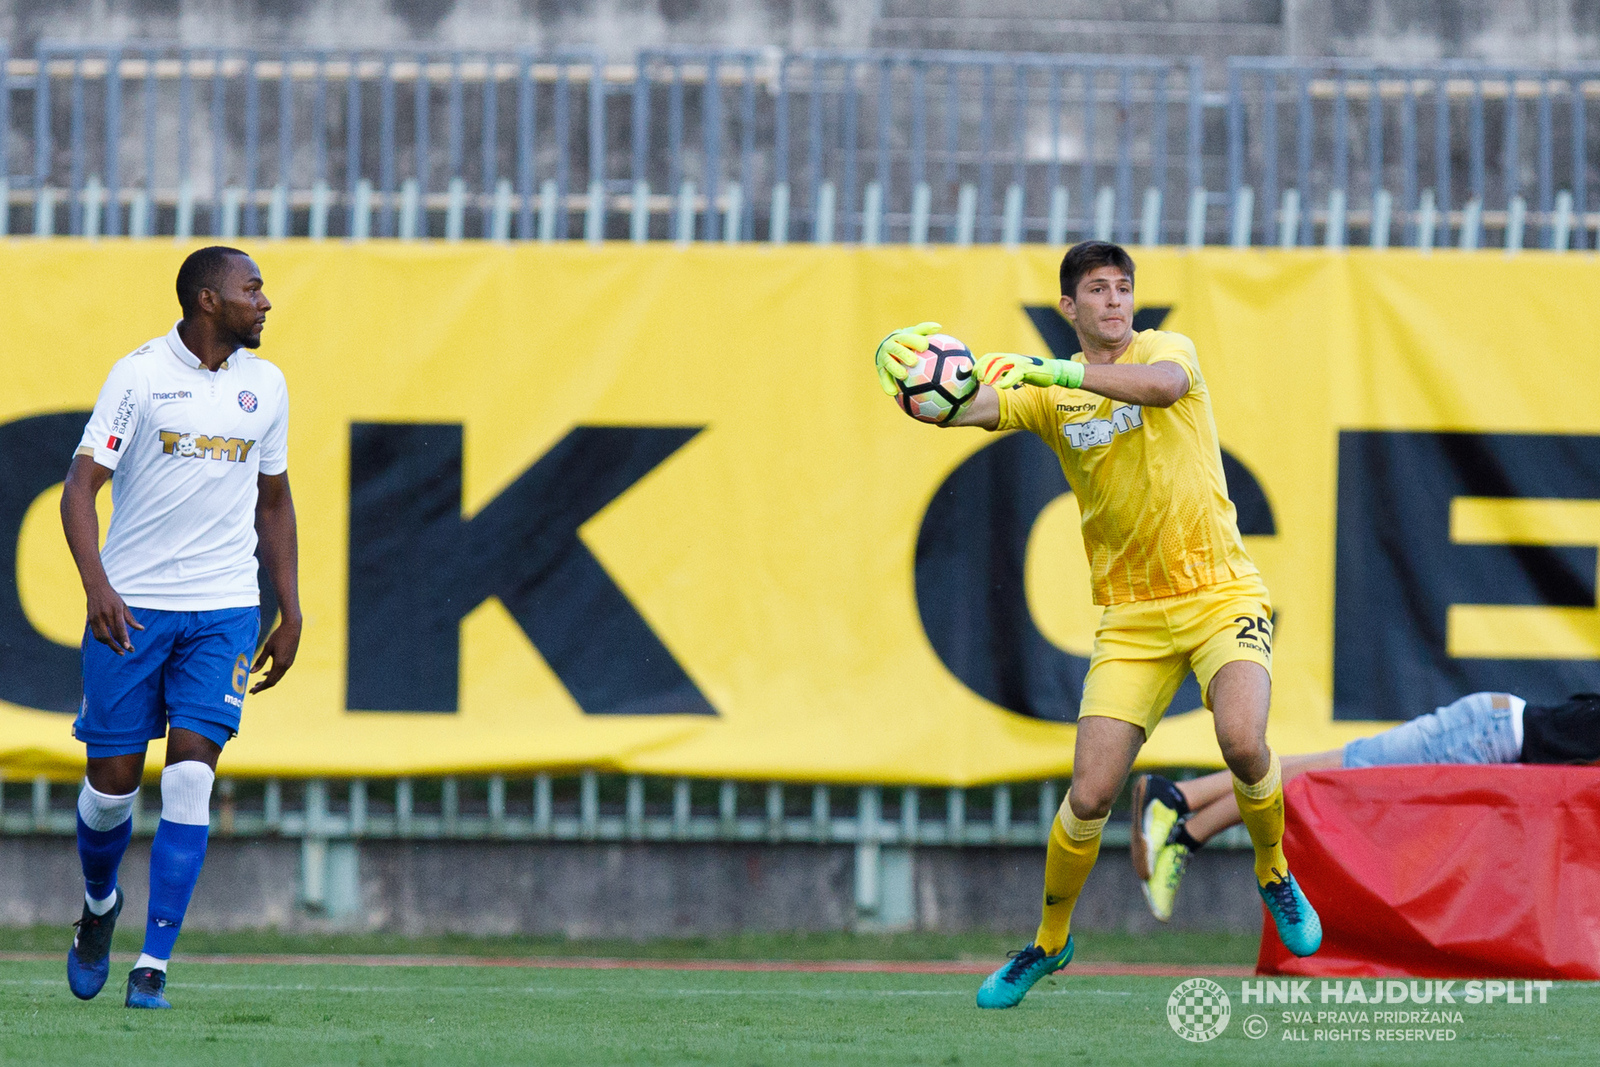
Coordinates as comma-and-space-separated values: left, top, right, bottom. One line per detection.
1052, 359, 1085, 389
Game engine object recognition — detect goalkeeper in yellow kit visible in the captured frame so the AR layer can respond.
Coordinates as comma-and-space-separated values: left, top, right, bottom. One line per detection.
875, 241, 1321, 1009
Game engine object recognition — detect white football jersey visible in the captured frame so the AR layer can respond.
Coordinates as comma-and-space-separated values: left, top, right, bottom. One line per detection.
75, 324, 289, 611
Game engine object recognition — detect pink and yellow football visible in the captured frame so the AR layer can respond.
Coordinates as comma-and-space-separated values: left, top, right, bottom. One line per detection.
895, 334, 977, 424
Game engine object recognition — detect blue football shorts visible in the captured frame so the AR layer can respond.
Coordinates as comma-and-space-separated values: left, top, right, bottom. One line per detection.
1342, 692, 1522, 768
74, 605, 261, 758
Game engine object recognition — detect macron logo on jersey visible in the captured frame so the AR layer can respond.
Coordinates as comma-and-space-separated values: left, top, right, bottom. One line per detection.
158, 430, 256, 463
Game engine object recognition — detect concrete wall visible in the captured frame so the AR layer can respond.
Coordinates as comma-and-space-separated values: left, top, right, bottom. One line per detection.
0, 836, 1261, 937
5, 1, 1600, 65
0, 0, 873, 55
1295, 0, 1600, 65
879, 1, 1600, 65
872, 0, 1286, 64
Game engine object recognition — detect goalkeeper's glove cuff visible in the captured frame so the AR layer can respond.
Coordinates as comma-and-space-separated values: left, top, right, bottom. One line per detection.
1052, 359, 1085, 389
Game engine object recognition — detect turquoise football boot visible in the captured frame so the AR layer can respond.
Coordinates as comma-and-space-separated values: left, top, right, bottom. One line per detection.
1259, 872, 1322, 957
975, 936, 1074, 1009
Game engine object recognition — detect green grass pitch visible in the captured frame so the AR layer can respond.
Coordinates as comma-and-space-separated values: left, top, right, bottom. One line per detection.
2, 960, 1597, 1066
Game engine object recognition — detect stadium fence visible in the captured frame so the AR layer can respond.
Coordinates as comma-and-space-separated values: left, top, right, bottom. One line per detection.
3, 42, 1598, 250
0, 771, 1254, 921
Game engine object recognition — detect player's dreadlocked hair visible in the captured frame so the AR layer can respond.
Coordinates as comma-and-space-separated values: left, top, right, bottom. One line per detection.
1059, 241, 1135, 299
175, 245, 250, 317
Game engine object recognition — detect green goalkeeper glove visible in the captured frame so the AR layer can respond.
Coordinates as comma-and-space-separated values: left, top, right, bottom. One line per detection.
874, 321, 943, 396
973, 352, 1085, 391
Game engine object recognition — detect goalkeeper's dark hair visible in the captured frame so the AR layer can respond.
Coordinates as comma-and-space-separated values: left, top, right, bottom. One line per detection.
1059, 241, 1135, 298
176, 245, 250, 317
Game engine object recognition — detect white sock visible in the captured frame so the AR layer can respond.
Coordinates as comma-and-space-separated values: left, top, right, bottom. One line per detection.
78, 779, 138, 831
79, 781, 137, 915
85, 888, 119, 915
134, 953, 168, 972
159, 761, 215, 826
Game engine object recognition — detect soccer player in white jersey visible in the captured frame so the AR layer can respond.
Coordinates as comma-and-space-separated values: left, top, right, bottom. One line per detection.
60, 246, 300, 1009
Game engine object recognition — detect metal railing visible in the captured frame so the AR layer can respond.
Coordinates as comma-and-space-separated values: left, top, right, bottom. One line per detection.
2, 771, 1119, 845
1226, 57, 1600, 250
0, 771, 1248, 919
7, 43, 1203, 245
5, 43, 1598, 250
13, 43, 611, 241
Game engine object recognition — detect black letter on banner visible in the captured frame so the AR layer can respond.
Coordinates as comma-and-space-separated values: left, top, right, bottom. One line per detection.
913, 434, 1271, 722
0, 412, 90, 712
1222, 451, 1276, 536
1333, 431, 1600, 720
346, 423, 714, 716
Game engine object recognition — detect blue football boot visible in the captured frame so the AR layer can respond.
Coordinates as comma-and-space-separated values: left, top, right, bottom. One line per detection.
125, 966, 172, 1009
975, 935, 1074, 1009
1259, 872, 1322, 957
67, 890, 122, 1000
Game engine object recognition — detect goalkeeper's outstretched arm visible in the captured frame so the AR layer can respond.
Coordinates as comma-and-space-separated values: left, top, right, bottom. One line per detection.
974, 352, 1189, 408
929, 352, 1187, 430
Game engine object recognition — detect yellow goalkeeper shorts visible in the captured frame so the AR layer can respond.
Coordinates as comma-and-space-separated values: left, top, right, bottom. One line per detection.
1077, 575, 1274, 737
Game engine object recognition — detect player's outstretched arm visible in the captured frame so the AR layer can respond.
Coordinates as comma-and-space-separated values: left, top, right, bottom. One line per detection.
60, 454, 144, 654
251, 471, 302, 693
974, 353, 1189, 408
1078, 361, 1190, 407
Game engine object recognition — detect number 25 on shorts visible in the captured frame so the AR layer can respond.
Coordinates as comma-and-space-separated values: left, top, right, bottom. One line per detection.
1234, 615, 1273, 655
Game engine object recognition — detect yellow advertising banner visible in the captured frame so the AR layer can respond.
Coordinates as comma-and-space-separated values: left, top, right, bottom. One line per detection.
2, 243, 1597, 782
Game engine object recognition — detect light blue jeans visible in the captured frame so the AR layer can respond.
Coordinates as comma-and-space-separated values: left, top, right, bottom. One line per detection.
1342, 692, 1522, 767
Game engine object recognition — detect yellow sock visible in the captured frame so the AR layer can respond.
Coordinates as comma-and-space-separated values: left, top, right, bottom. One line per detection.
1233, 750, 1288, 885
1033, 798, 1106, 955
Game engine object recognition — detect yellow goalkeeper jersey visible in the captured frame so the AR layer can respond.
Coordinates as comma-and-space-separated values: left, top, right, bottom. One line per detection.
994, 328, 1258, 606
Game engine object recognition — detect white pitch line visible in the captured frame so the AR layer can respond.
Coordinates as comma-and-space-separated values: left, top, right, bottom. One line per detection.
2, 977, 960, 997
0, 976, 1128, 998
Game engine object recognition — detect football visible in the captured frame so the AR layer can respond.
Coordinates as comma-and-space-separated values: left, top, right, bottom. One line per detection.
896, 333, 977, 424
